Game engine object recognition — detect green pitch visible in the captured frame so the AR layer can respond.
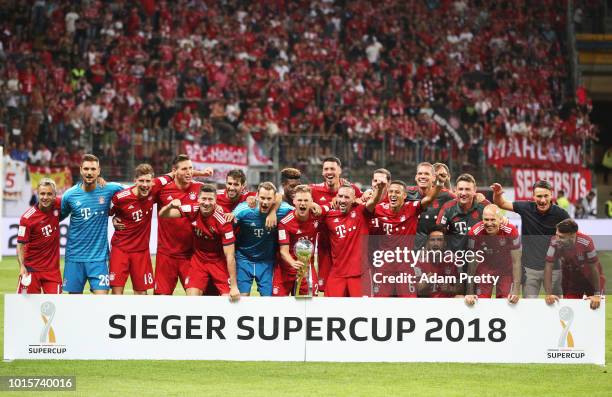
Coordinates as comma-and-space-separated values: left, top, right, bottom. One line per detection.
1, 255, 611, 397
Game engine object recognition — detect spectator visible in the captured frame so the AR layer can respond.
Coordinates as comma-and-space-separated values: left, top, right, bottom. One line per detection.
556, 190, 570, 213
603, 146, 612, 184
581, 191, 597, 219
10, 142, 29, 162
0, 0, 598, 179
30, 143, 52, 166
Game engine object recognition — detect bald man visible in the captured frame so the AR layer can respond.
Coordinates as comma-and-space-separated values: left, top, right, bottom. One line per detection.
465, 204, 522, 305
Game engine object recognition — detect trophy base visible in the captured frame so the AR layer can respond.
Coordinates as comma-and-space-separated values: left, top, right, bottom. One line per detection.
294, 294, 314, 299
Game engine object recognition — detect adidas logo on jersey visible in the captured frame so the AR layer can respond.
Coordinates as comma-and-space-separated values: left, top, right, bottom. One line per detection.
23, 207, 36, 219
297, 229, 302, 234
128, 205, 134, 209
167, 195, 173, 201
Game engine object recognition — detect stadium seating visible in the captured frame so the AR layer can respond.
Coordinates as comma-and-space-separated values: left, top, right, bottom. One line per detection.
0, 0, 596, 182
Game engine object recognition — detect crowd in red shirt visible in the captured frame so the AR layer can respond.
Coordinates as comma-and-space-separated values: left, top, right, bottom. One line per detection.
0, 0, 597, 175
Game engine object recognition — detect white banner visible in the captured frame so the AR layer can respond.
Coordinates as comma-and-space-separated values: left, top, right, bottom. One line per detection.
182, 142, 248, 184
3, 158, 27, 201
4, 295, 605, 363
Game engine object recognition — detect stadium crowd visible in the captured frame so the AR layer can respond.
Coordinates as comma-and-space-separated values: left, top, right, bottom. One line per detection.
16, 152, 605, 311
0, 0, 599, 176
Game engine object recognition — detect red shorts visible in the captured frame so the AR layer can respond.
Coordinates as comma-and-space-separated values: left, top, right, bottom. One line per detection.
185, 257, 230, 294
17, 270, 62, 294
109, 246, 154, 291
563, 281, 599, 298
272, 262, 319, 296
476, 274, 513, 298
317, 248, 332, 292
563, 293, 586, 299
325, 274, 363, 297
154, 252, 191, 295
372, 272, 417, 298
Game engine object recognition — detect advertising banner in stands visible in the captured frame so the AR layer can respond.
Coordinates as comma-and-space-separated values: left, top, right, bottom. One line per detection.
512, 168, 592, 202
248, 135, 273, 166
182, 142, 248, 184
487, 137, 583, 171
28, 166, 73, 195
3, 159, 27, 200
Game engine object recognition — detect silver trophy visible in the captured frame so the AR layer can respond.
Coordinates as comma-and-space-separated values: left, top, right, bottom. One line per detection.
294, 239, 315, 298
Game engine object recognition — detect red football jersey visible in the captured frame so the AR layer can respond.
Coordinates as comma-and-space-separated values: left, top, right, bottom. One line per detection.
310, 181, 363, 205
545, 232, 605, 294
110, 176, 172, 251
215, 189, 256, 213
310, 181, 363, 279
323, 204, 372, 278
278, 210, 325, 276
415, 260, 460, 298
468, 222, 520, 275
181, 204, 235, 264
373, 200, 422, 236
155, 180, 203, 258
17, 197, 62, 272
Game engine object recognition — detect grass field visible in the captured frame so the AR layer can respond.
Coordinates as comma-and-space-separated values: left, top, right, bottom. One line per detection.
1, 255, 611, 396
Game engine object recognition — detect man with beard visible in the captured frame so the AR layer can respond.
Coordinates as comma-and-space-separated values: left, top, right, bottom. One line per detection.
310, 157, 362, 292
464, 204, 522, 305
492, 180, 569, 298
275, 185, 323, 296
61, 154, 124, 294
416, 225, 463, 298
233, 182, 293, 296
322, 180, 386, 297
544, 219, 604, 310
17, 179, 63, 294
109, 164, 173, 295
216, 169, 256, 213
158, 184, 240, 301
371, 176, 446, 297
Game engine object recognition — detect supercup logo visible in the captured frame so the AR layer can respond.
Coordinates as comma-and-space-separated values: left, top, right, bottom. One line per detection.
558, 306, 574, 348
546, 305, 585, 360
40, 302, 57, 344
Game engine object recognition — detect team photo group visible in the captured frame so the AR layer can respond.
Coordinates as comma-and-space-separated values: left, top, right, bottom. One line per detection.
16, 153, 605, 309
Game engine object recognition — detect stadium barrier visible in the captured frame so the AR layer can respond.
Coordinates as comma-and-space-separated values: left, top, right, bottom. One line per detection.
5, 295, 604, 364
2, 218, 612, 256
